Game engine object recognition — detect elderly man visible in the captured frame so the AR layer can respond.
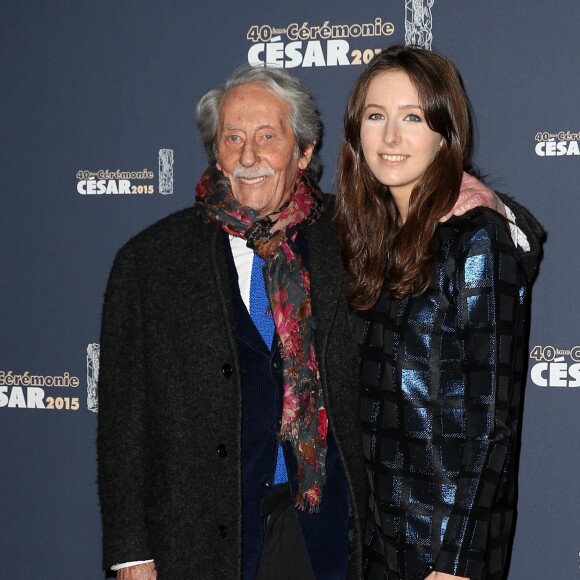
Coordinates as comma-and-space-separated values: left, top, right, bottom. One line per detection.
97, 66, 543, 580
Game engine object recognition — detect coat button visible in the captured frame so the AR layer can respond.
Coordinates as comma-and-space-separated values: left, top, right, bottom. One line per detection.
261, 479, 272, 490
222, 363, 233, 377
272, 360, 281, 370
217, 444, 228, 457
218, 525, 227, 538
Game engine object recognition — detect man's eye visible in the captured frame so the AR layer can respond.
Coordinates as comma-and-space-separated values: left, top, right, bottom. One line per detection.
405, 114, 422, 122
228, 135, 240, 143
263, 134, 273, 140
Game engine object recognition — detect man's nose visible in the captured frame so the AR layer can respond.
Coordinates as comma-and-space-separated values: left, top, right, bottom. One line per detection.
240, 140, 259, 167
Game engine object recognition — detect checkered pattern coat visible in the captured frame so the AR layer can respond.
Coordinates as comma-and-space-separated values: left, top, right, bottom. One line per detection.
359, 209, 528, 580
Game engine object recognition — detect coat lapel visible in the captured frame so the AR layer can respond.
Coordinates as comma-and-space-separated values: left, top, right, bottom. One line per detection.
304, 206, 347, 374
173, 205, 344, 391
208, 225, 241, 373
170, 218, 241, 389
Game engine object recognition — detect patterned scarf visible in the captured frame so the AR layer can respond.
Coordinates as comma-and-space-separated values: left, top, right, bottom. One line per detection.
195, 165, 328, 512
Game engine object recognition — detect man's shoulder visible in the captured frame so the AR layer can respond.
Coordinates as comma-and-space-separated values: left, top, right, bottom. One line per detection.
440, 208, 511, 243
119, 207, 214, 253
310, 193, 337, 236
111, 207, 219, 275
438, 208, 521, 269
321, 192, 336, 215
306, 194, 345, 276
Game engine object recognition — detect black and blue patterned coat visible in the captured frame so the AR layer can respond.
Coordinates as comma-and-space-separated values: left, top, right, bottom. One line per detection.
359, 209, 530, 580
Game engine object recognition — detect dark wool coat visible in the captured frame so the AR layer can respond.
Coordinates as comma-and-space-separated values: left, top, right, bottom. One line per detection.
97, 198, 366, 579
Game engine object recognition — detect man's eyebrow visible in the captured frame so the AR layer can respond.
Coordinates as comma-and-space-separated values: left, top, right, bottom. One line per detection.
223, 123, 278, 131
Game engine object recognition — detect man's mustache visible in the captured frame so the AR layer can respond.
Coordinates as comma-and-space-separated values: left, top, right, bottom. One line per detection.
232, 164, 275, 179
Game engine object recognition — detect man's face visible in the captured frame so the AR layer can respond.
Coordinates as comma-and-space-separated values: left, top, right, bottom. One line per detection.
216, 83, 313, 216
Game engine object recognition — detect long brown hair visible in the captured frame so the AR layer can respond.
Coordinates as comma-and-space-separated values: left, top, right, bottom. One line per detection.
335, 45, 472, 309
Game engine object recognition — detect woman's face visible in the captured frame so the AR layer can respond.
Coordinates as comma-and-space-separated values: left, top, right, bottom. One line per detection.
360, 69, 443, 215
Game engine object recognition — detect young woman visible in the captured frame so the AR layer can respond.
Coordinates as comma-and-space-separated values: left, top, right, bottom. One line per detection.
335, 46, 528, 580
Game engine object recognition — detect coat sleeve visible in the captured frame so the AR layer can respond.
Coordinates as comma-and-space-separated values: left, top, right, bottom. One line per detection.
433, 215, 526, 579
495, 191, 546, 283
97, 245, 153, 570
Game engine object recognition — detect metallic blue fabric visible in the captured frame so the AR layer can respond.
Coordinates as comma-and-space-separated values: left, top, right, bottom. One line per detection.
359, 210, 528, 580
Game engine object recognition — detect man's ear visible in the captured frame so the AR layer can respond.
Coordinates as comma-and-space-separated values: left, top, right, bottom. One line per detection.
298, 143, 315, 171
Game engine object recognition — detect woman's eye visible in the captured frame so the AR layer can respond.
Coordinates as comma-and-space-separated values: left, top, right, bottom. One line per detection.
368, 112, 383, 121
405, 114, 422, 122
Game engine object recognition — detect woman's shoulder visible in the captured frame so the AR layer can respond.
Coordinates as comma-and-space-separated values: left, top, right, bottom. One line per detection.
437, 207, 514, 255
436, 208, 525, 291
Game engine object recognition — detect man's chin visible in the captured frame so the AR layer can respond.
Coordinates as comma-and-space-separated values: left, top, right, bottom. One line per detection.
232, 192, 273, 214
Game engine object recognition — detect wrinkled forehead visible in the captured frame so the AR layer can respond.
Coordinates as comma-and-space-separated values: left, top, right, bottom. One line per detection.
219, 82, 293, 131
